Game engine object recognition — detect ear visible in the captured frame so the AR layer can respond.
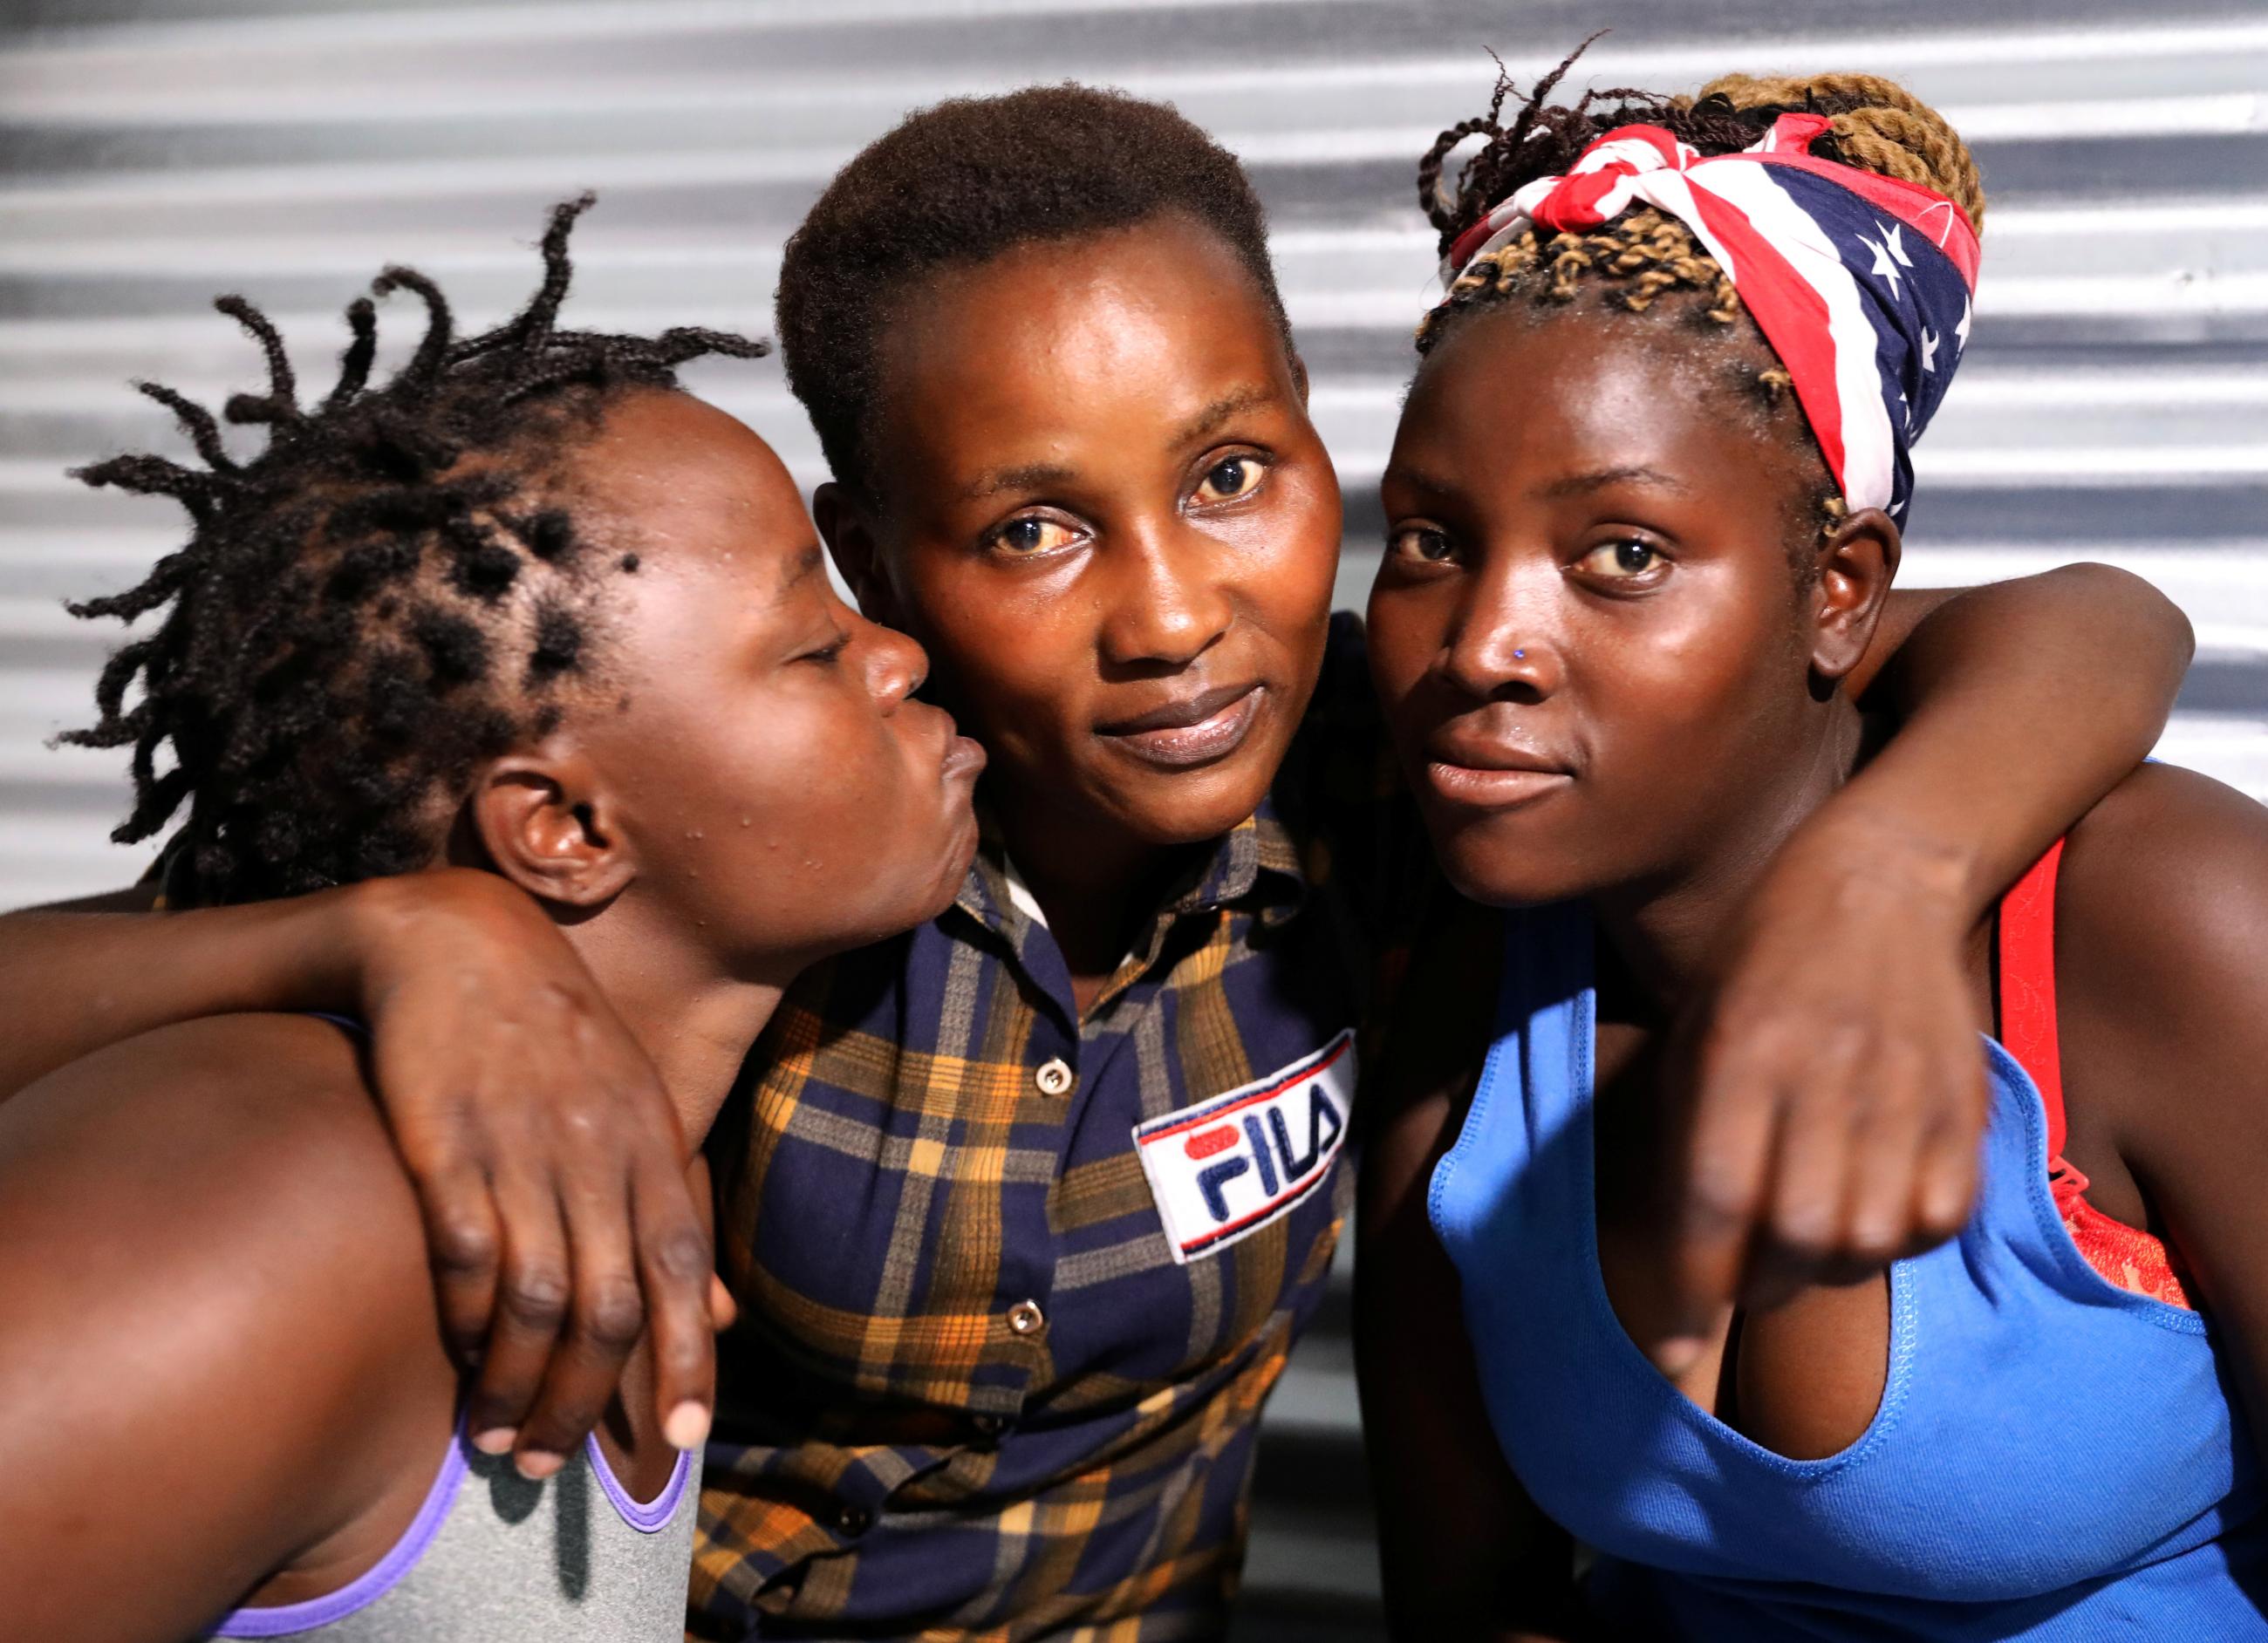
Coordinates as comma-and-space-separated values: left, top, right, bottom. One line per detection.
1807, 506, 1903, 685
465, 751, 636, 911
1287, 348, 1311, 407
813, 481, 905, 627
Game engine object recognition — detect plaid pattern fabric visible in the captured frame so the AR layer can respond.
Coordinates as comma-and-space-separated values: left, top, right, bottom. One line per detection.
693, 616, 1422, 1640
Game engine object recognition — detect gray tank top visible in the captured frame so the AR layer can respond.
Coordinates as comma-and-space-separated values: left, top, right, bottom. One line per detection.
202, 1428, 697, 1640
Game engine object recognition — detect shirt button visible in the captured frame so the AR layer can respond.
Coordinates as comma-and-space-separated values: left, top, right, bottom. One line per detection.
1034, 1058, 1075, 1097
971, 1412, 1008, 1438
833, 1503, 873, 1537
1007, 1299, 1047, 1337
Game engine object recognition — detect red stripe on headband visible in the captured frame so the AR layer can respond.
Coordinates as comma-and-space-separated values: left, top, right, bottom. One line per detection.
1680, 181, 1853, 497
1749, 153, 1979, 290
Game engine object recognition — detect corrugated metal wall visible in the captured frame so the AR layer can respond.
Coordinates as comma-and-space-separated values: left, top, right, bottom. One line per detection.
0, 3, 2261, 1635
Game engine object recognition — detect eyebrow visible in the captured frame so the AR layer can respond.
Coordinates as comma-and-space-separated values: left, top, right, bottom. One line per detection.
772, 543, 826, 604
1382, 464, 1463, 499
1539, 464, 1692, 499
1172, 384, 1277, 450
961, 461, 1078, 501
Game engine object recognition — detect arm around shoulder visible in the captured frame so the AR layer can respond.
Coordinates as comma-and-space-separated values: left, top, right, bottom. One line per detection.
0, 1015, 454, 1642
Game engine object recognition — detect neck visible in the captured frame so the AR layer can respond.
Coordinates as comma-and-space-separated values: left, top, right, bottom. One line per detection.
988, 778, 1194, 990
556, 906, 792, 1156
1592, 695, 1870, 1018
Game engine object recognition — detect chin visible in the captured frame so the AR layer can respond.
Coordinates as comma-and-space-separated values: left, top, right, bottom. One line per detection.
1432, 820, 1597, 911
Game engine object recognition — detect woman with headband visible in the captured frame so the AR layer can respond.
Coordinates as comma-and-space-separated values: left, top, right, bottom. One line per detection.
1361, 64, 2268, 1640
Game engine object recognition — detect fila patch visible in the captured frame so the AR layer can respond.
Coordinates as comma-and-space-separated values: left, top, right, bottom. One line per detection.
1132, 1029, 1355, 1265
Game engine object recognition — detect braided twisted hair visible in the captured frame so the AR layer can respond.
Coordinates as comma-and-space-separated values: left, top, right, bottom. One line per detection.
61, 195, 770, 905
1413, 45, 1984, 543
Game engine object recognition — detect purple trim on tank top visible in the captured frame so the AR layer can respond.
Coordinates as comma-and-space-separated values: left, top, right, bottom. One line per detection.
585, 1434, 692, 1533
208, 1427, 471, 1637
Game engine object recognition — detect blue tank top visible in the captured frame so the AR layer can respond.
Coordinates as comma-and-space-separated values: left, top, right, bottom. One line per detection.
1429, 897, 2268, 1640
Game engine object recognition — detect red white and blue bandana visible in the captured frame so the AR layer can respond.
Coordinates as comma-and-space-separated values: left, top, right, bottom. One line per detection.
1440, 112, 1980, 525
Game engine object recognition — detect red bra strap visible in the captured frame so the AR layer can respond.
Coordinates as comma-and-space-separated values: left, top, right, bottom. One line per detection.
1998, 839, 2068, 1160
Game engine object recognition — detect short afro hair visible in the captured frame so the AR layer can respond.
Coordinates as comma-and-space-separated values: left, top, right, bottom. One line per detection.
776, 84, 1294, 503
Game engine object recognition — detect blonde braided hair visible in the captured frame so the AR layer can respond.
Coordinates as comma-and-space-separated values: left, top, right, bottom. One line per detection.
1694, 71, 1984, 233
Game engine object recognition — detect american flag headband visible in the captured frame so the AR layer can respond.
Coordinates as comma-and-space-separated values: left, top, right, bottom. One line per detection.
1438, 112, 1981, 524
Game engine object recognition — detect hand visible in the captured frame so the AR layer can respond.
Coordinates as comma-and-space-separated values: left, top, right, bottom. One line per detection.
343, 869, 719, 1476
1645, 819, 1988, 1373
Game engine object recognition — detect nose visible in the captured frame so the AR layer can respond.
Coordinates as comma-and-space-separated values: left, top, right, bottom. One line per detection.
1438, 553, 1561, 704
857, 612, 929, 711
1095, 521, 1233, 672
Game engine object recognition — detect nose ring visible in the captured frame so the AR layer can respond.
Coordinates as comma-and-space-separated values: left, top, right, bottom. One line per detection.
1513, 649, 1527, 660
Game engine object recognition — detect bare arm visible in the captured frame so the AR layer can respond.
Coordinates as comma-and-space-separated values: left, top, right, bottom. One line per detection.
1646, 565, 2193, 1367
2056, 764, 2268, 1463
0, 882, 343, 1098
0, 1017, 453, 1641
0, 868, 717, 1478
1358, 899, 1579, 1642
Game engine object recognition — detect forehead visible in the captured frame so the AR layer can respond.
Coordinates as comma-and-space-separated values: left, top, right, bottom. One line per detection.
1399, 305, 1776, 481
871, 215, 1291, 474
570, 390, 810, 555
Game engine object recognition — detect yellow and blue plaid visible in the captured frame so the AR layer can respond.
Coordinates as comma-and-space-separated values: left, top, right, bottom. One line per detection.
693, 616, 1421, 1640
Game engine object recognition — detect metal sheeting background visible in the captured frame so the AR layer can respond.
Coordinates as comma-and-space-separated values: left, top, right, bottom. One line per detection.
0, 2, 2262, 1635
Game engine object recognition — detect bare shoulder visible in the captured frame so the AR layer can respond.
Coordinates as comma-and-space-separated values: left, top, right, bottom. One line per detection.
0, 1014, 453, 1617
2054, 763, 2268, 1149
3, 1013, 429, 1277
2057, 762, 2268, 1008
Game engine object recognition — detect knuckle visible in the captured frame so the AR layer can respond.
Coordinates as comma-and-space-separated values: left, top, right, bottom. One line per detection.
1768, 1214, 1838, 1262
652, 1228, 714, 1284
502, 1268, 572, 1330
578, 1281, 647, 1351
429, 1215, 501, 1275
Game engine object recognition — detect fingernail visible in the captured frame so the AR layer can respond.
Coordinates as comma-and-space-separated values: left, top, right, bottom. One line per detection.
1652, 1336, 1704, 1374
471, 1427, 517, 1456
665, 1401, 712, 1451
515, 1449, 566, 1482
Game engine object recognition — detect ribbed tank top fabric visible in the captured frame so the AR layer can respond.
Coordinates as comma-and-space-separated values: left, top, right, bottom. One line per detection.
1429, 894, 2268, 1640
198, 1425, 697, 1640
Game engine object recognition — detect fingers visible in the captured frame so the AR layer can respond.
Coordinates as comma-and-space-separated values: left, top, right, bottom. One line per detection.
628, 1159, 719, 1454
463, 1167, 574, 1462
408, 1149, 505, 1368
1657, 1026, 1782, 1373
709, 1272, 740, 1333
505, 1166, 649, 1479
1911, 1051, 1987, 1244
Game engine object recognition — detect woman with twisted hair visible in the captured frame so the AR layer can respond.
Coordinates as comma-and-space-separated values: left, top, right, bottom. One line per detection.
1360, 58, 2267, 1640
0, 201, 984, 1640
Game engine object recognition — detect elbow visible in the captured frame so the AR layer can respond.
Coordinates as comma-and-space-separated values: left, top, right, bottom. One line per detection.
2051, 562, 2195, 670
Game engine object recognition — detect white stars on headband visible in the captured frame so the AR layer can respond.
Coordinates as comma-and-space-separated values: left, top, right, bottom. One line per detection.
1956, 295, 1973, 355
1859, 221, 1913, 299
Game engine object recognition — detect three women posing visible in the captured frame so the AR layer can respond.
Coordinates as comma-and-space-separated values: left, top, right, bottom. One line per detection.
0, 62, 2217, 1643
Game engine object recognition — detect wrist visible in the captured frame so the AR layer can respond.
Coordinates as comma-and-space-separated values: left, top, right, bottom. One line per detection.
1766, 803, 1978, 932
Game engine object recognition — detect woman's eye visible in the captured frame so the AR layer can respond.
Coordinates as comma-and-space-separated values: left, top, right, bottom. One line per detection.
1576, 539, 1665, 580
1194, 454, 1266, 505
989, 516, 1079, 556
1389, 526, 1457, 565
800, 633, 849, 665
